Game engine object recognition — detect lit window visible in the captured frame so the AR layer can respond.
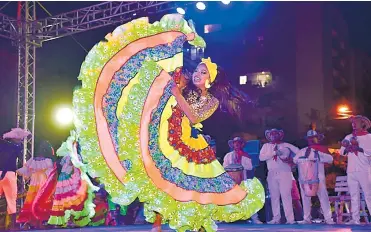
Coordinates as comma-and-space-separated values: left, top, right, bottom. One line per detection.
239, 75, 247, 85
204, 24, 222, 34
248, 71, 273, 88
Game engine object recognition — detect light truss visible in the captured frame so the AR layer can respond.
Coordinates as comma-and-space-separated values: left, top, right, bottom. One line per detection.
33, 1, 189, 42
0, 13, 18, 40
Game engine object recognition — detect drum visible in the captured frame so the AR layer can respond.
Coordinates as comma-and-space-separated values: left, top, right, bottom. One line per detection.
225, 164, 244, 184
297, 158, 319, 197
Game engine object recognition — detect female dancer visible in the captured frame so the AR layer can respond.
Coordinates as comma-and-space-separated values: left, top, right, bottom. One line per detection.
16, 141, 55, 229
32, 132, 98, 227
68, 14, 265, 232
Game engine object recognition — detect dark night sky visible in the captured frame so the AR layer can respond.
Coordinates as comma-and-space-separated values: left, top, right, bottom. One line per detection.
0, 1, 371, 151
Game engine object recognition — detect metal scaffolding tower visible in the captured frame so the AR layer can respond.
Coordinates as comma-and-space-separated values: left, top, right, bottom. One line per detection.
0, 1, 190, 166
17, 1, 39, 164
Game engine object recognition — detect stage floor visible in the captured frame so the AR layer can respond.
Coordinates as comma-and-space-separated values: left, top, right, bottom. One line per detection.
30, 223, 371, 232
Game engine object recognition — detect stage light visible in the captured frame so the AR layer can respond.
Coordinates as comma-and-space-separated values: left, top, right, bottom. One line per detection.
55, 107, 74, 126
176, 7, 185, 15
221, 0, 231, 5
196, 2, 206, 11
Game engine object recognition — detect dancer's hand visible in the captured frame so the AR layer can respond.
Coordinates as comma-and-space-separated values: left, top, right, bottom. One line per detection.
171, 81, 181, 97
179, 74, 189, 90
186, 32, 195, 41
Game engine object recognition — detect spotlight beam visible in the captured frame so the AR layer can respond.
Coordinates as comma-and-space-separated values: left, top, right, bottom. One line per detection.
55, 107, 74, 126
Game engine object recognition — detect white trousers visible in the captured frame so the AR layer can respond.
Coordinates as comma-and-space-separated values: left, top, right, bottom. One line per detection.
0, 171, 17, 214
267, 171, 294, 222
299, 178, 332, 221
347, 171, 371, 221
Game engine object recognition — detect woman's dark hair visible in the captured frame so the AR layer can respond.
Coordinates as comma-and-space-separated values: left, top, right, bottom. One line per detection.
35, 140, 55, 160
182, 66, 251, 120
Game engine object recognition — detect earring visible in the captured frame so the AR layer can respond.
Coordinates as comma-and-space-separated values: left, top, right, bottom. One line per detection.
205, 80, 211, 89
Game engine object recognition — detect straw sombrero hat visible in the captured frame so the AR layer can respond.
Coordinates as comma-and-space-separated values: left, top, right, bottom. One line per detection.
3, 128, 31, 140
350, 115, 371, 130
305, 130, 325, 141
203, 135, 216, 146
228, 137, 245, 149
265, 129, 284, 142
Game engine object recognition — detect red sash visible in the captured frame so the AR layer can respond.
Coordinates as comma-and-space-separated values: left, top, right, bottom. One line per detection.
270, 141, 283, 161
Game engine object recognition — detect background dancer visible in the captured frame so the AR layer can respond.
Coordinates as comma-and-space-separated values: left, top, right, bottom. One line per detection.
32, 132, 98, 228
16, 141, 55, 229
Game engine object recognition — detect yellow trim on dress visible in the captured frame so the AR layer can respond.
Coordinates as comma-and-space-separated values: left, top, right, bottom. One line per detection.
116, 52, 183, 118
116, 53, 224, 178
157, 52, 183, 72
116, 73, 140, 119
159, 97, 225, 178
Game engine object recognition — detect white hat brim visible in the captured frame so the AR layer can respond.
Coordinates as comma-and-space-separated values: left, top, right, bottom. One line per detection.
3, 128, 31, 140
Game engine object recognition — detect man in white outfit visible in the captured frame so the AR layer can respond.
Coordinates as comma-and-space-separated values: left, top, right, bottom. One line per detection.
293, 130, 335, 224
340, 115, 371, 224
259, 129, 299, 224
223, 137, 263, 224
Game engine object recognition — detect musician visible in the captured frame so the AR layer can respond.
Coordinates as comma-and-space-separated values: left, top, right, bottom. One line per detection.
259, 129, 299, 224
223, 137, 262, 224
0, 128, 31, 230
340, 115, 371, 225
293, 130, 334, 224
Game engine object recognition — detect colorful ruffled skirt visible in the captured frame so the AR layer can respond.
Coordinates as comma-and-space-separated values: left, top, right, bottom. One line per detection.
72, 14, 265, 231
17, 171, 48, 225
33, 154, 96, 227
48, 155, 95, 226
17, 157, 53, 225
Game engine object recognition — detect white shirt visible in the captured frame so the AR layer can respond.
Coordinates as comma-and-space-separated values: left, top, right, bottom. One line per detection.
259, 142, 300, 172
293, 147, 333, 180
340, 133, 371, 173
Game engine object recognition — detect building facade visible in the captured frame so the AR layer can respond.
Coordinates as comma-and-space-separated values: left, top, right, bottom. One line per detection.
206, 2, 355, 140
